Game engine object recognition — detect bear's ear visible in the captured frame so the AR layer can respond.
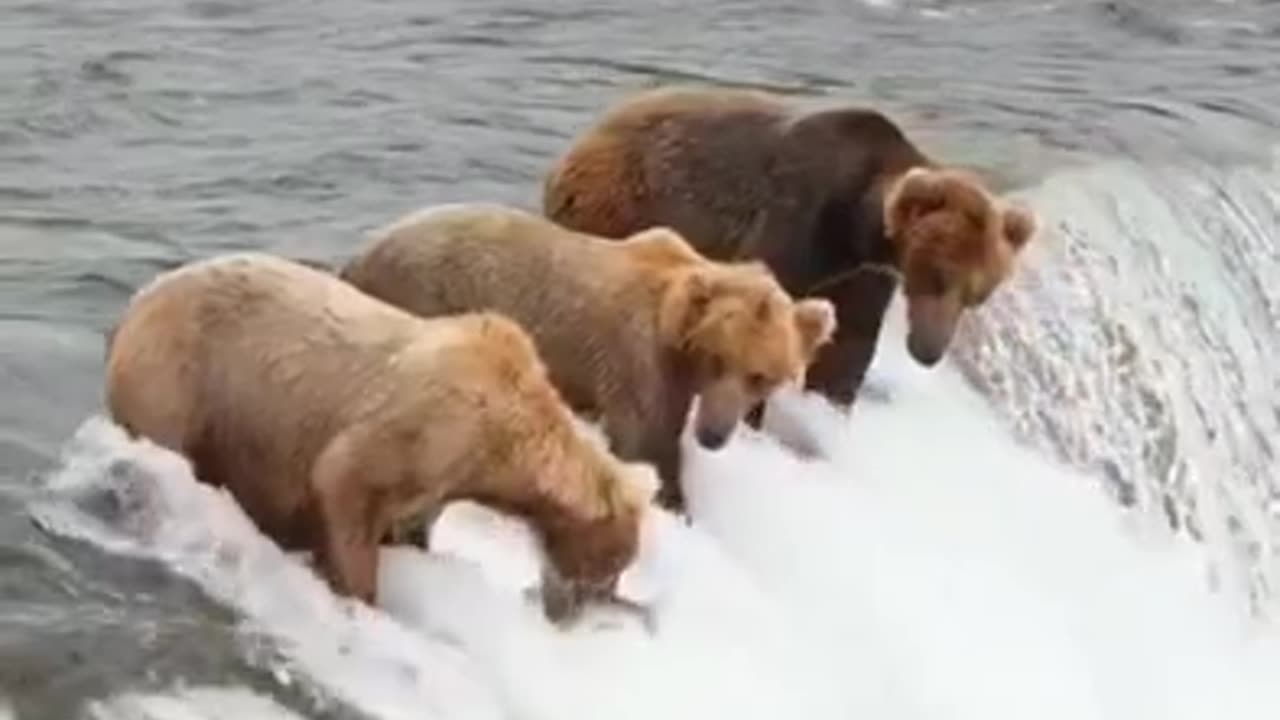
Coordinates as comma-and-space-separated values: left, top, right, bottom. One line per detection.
884, 167, 949, 239
622, 226, 703, 267
676, 268, 714, 326
793, 298, 837, 356
1001, 202, 1038, 251
658, 267, 715, 345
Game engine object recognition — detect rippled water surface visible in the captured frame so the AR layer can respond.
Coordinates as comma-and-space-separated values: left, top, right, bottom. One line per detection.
3, 0, 1279, 717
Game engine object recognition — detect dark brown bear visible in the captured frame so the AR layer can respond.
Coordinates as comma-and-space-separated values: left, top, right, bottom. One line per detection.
543, 86, 1038, 410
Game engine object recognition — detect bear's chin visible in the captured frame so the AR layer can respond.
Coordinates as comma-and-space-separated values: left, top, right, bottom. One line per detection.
695, 425, 733, 450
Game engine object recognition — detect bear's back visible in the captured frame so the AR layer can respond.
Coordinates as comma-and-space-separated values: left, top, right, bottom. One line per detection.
345, 204, 671, 425
125, 253, 430, 358
595, 86, 787, 128
108, 252, 511, 446
348, 203, 644, 336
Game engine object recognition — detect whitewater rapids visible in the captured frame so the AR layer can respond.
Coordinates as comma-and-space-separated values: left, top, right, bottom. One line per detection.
31, 279, 1280, 720
27, 149, 1280, 712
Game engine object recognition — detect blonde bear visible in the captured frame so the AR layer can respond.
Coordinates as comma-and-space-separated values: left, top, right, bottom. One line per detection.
105, 252, 658, 623
341, 204, 836, 513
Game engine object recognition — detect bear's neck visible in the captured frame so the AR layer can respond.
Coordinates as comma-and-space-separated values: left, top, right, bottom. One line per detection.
783, 109, 934, 275
853, 183, 899, 268
862, 174, 913, 269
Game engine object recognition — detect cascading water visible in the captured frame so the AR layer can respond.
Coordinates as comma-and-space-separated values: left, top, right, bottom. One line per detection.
5, 0, 1280, 717
953, 149, 1280, 620
27, 150, 1280, 716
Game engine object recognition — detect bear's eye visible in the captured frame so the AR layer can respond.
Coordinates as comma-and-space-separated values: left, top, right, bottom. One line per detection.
963, 275, 994, 306
707, 354, 726, 377
966, 285, 992, 306
746, 372, 770, 392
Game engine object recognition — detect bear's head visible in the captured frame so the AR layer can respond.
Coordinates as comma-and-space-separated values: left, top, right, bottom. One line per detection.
660, 258, 837, 450
536, 454, 659, 625
883, 167, 1038, 366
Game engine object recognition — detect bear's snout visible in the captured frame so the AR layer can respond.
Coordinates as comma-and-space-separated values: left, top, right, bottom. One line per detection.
906, 331, 947, 367
693, 382, 747, 451
905, 295, 963, 367
696, 425, 733, 450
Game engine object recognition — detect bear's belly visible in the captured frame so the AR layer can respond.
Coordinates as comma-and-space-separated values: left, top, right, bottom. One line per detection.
185, 430, 321, 550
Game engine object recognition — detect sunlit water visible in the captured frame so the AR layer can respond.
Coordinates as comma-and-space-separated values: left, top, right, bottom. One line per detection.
3, 0, 1280, 717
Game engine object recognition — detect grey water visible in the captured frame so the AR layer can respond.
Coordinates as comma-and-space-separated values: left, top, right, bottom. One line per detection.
2, 0, 1279, 717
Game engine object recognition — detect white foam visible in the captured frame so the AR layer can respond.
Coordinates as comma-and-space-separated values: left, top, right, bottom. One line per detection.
34, 419, 505, 720
84, 686, 308, 720
34, 299, 1280, 720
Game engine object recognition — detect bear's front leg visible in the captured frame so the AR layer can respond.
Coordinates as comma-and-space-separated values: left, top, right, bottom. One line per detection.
654, 459, 685, 514
311, 433, 381, 604
607, 413, 689, 519
805, 332, 875, 409
383, 504, 443, 551
642, 430, 687, 518
804, 266, 898, 410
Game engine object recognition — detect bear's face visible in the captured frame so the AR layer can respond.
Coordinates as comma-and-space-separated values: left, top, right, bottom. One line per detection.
536, 459, 658, 624
884, 167, 1038, 366
538, 511, 639, 623
665, 264, 837, 449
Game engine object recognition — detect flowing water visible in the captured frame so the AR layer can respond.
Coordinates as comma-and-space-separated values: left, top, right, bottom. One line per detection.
3, 0, 1280, 718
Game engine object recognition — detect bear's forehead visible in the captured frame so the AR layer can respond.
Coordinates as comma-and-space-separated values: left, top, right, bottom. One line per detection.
934, 219, 1002, 265
714, 277, 785, 306
945, 177, 994, 210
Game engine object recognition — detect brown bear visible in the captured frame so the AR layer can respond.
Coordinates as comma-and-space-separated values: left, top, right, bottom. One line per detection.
542, 86, 1038, 410
339, 203, 836, 513
104, 252, 659, 623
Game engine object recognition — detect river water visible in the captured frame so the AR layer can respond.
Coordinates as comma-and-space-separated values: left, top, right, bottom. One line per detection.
3, 1, 1280, 718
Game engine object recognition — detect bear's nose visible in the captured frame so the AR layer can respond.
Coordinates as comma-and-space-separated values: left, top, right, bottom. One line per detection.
696, 426, 732, 450
907, 332, 946, 367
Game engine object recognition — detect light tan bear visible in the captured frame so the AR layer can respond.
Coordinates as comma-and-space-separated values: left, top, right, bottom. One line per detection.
340, 203, 837, 513
104, 252, 658, 623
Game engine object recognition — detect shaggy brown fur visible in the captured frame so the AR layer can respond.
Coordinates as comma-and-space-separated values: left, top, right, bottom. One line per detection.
542, 86, 1037, 408
340, 204, 835, 513
104, 252, 658, 620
